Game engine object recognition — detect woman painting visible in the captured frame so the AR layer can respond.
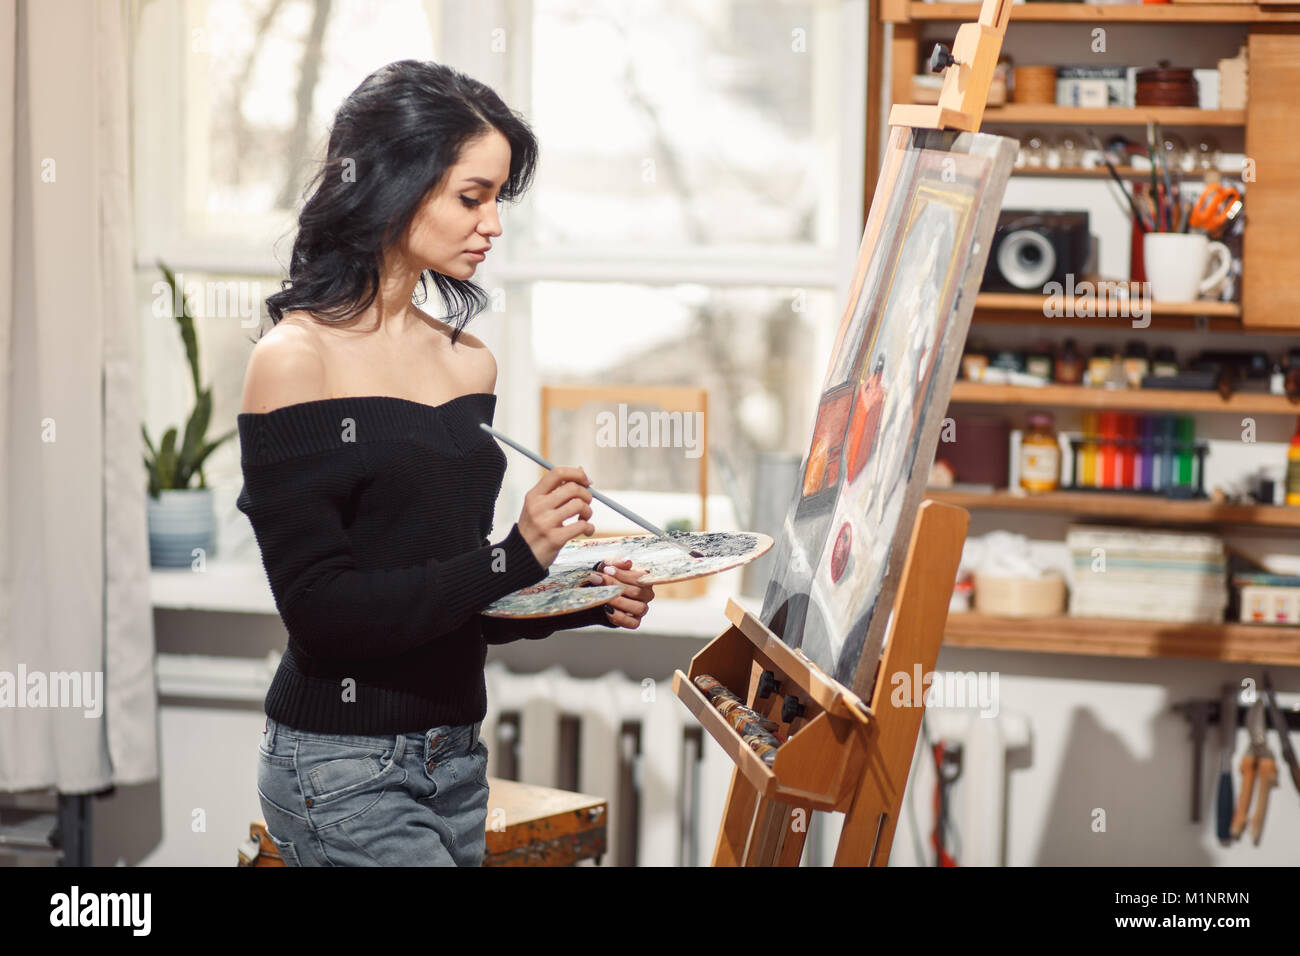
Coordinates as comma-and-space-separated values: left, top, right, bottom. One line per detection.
238, 60, 654, 866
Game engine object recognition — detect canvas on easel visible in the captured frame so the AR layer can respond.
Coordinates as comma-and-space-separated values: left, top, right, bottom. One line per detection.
760, 126, 1018, 700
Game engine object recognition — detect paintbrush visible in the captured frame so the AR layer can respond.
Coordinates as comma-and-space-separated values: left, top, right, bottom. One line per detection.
1146, 121, 1162, 231
479, 422, 704, 559
1089, 130, 1150, 231
1154, 120, 1176, 232
1172, 165, 1184, 232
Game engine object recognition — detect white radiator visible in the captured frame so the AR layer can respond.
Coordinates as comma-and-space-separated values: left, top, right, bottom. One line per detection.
153, 653, 848, 865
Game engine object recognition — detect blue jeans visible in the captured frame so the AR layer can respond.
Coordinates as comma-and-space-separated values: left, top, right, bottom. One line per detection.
257, 716, 490, 866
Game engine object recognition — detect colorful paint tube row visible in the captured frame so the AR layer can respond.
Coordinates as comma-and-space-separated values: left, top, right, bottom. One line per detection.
694, 674, 783, 767
1072, 412, 1199, 491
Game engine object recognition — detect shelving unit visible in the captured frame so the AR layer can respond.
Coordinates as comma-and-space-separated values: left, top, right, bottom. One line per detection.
926, 489, 1300, 528
868, 2, 1300, 665
945, 611, 1300, 667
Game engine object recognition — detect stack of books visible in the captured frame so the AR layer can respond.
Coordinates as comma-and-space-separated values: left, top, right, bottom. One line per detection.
1065, 525, 1227, 623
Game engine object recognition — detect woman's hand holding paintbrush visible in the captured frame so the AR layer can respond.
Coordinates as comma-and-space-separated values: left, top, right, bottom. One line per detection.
484, 422, 687, 629
516, 464, 598, 567
513, 463, 656, 628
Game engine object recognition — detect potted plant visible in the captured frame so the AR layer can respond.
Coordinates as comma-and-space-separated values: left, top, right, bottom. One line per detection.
142, 261, 237, 568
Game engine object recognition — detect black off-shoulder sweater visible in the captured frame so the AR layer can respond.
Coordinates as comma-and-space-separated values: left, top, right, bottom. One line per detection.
235, 391, 616, 734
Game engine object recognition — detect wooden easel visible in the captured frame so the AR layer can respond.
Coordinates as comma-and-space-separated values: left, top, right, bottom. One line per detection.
670, 0, 1011, 866
671, 500, 968, 866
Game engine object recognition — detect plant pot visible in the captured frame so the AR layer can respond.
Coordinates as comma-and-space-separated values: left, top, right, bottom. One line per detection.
147, 488, 217, 568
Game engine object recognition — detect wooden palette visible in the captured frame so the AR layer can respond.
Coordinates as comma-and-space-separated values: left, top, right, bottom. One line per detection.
482, 531, 773, 619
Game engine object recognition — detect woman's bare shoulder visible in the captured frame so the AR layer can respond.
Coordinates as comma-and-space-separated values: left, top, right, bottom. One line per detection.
240, 314, 330, 414
452, 328, 497, 392
420, 311, 497, 392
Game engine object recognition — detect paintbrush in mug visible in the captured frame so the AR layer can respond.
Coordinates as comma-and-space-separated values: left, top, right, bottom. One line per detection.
478, 422, 704, 559
1154, 121, 1177, 232
1089, 130, 1151, 231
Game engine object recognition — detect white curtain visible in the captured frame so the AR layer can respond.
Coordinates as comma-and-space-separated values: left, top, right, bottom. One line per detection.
0, 0, 157, 792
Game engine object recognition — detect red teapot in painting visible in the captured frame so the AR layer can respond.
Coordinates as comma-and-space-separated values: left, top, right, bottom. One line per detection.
844, 355, 886, 483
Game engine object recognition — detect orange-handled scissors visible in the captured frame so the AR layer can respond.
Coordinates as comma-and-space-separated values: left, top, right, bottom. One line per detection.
1189, 183, 1242, 238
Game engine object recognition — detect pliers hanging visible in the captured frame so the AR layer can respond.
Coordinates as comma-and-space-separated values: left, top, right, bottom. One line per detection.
1229, 698, 1277, 845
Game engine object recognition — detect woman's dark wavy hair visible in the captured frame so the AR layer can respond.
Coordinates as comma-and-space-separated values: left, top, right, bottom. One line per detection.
264, 60, 537, 346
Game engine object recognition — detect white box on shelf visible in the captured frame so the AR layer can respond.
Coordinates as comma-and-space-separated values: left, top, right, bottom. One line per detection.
1194, 69, 1220, 110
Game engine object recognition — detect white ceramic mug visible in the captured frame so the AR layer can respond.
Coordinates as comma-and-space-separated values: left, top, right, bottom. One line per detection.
1143, 232, 1232, 302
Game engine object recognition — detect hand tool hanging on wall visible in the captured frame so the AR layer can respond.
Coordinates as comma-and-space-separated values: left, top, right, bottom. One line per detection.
1174, 698, 1213, 822
1262, 673, 1300, 800
1229, 698, 1277, 845
931, 739, 962, 867
1216, 684, 1237, 847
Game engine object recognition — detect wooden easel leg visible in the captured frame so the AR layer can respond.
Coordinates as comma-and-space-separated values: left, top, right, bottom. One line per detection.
835, 760, 897, 866
836, 501, 969, 866
712, 766, 759, 865
776, 803, 812, 866
743, 797, 788, 865
714, 774, 808, 866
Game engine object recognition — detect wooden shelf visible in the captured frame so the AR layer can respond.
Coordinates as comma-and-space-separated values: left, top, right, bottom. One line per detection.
948, 380, 1300, 413
897, 2, 1300, 23
974, 292, 1240, 317
970, 291, 1245, 330
944, 611, 1300, 667
979, 105, 1245, 126
1007, 165, 1220, 179
926, 489, 1300, 527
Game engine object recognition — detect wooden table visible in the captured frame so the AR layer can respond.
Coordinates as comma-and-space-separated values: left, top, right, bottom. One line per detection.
482, 778, 606, 866
238, 777, 607, 867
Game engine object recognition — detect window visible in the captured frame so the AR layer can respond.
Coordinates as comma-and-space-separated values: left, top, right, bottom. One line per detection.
132, 0, 866, 549
526, 0, 834, 251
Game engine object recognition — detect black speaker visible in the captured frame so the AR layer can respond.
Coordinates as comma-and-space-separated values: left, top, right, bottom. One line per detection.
981, 210, 1090, 293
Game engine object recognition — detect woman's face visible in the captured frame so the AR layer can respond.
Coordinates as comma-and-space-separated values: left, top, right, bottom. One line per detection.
405, 129, 511, 280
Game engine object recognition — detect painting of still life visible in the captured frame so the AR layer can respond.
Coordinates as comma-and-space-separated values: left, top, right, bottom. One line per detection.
760, 126, 1017, 696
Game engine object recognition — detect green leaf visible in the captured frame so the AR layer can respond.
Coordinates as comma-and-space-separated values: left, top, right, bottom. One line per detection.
188, 428, 234, 478
158, 260, 201, 396
157, 427, 178, 491
144, 455, 160, 498
176, 388, 212, 489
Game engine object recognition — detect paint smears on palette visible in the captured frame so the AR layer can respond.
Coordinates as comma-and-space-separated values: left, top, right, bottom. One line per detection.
482, 531, 773, 620
480, 567, 625, 620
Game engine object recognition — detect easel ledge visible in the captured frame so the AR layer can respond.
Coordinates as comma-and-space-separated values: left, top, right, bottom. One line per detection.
887, 0, 1012, 132
671, 500, 970, 866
